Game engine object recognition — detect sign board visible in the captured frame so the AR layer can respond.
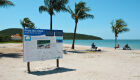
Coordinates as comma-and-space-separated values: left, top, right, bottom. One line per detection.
23, 29, 63, 62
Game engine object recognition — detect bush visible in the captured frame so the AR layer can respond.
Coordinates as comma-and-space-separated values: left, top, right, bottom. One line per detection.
0, 35, 11, 42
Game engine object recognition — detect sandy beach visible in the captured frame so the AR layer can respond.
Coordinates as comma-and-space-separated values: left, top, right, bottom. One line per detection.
0, 43, 140, 80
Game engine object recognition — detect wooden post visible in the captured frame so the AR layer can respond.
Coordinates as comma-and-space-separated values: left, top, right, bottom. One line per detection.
27, 62, 30, 73
57, 59, 59, 68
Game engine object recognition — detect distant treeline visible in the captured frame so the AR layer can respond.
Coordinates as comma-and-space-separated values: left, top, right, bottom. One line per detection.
64, 33, 102, 40
0, 28, 103, 42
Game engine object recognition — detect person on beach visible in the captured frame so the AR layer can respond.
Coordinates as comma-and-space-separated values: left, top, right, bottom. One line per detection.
123, 44, 131, 50
91, 42, 98, 51
115, 44, 119, 49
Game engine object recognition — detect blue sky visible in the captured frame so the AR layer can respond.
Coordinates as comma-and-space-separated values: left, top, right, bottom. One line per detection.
0, 0, 140, 39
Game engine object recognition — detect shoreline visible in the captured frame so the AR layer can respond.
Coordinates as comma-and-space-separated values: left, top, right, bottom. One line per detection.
1, 43, 140, 51
63, 43, 140, 51
63, 39, 140, 50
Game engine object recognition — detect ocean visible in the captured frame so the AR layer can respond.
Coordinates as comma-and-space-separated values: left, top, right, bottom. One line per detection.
63, 40, 140, 50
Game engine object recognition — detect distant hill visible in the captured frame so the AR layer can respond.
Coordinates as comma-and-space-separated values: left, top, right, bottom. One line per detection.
64, 33, 102, 40
0, 28, 22, 36
0, 28, 103, 40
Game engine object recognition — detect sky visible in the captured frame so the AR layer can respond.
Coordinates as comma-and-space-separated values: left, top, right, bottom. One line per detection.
0, 0, 140, 39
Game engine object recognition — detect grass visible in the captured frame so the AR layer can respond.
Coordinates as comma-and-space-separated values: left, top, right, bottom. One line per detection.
0, 41, 22, 44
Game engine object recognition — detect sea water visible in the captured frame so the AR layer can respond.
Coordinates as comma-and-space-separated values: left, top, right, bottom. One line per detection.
63, 40, 140, 50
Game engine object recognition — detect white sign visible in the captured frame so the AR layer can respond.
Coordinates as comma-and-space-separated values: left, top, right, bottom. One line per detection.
23, 29, 63, 62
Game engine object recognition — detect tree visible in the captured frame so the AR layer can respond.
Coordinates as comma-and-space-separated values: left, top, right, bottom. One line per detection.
67, 1, 94, 49
20, 17, 35, 29
111, 19, 129, 49
39, 0, 68, 30
0, 0, 14, 7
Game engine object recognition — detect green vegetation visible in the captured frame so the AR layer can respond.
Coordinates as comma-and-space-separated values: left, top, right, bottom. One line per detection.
67, 1, 94, 49
20, 17, 35, 29
64, 33, 102, 40
0, 28, 22, 42
0, 34, 22, 43
0, 28, 102, 42
111, 19, 129, 49
0, 34, 22, 42
0, 34, 11, 42
0, 41, 21, 43
39, 0, 68, 30
0, 28, 22, 36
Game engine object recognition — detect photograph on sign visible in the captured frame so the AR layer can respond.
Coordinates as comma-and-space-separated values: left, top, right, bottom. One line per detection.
37, 40, 50, 49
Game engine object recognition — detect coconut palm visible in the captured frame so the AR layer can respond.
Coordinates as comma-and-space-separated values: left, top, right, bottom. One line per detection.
39, 0, 68, 30
111, 19, 129, 49
20, 17, 35, 29
0, 0, 14, 7
67, 1, 94, 49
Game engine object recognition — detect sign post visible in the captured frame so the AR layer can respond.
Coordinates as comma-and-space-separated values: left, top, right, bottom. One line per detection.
23, 29, 63, 72
27, 62, 30, 73
57, 59, 59, 68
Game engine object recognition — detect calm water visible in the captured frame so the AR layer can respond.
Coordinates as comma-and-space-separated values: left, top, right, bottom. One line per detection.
63, 40, 140, 50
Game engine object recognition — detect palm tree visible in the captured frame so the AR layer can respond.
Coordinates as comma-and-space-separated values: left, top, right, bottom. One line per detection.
67, 1, 94, 49
111, 19, 129, 49
20, 17, 35, 29
20, 17, 35, 72
0, 0, 14, 7
39, 0, 68, 30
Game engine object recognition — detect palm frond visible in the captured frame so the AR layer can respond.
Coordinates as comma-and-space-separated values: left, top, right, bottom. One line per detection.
20, 17, 35, 29
54, 4, 67, 12
110, 20, 115, 26
111, 19, 129, 35
75, 1, 86, 14
40, 0, 68, 15
39, 6, 48, 13
53, 0, 68, 12
76, 8, 81, 17
67, 6, 75, 19
118, 28, 129, 33
73, 1, 94, 20
76, 1, 85, 9
112, 26, 115, 33
79, 13, 94, 20
44, 0, 49, 7
59, 0, 68, 4
82, 7, 91, 12
20, 20, 25, 28
0, 0, 14, 7
119, 24, 127, 29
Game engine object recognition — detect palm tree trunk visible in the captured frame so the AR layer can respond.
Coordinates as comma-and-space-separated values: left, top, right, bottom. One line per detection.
50, 14, 52, 30
115, 36, 117, 49
72, 21, 78, 49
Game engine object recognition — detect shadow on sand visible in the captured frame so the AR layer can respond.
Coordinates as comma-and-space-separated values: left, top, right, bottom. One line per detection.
67, 50, 87, 53
0, 53, 22, 58
29, 67, 76, 76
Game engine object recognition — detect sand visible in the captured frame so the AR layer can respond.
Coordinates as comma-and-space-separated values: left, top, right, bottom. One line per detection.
0, 43, 140, 80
